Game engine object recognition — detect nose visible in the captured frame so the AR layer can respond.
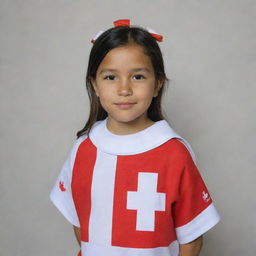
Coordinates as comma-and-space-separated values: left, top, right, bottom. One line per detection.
117, 78, 133, 96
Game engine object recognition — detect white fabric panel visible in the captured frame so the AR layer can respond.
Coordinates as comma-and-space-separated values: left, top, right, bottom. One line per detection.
81, 240, 179, 256
89, 149, 117, 245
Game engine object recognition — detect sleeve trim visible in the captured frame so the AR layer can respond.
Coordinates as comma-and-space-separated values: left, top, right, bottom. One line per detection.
175, 203, 220, 244
50, 191, 80, 227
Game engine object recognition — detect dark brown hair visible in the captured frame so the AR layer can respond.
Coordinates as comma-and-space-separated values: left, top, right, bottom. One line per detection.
76, 25, 169, 139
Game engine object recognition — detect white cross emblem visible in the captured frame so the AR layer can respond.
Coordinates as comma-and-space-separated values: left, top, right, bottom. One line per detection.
127, 172, 166, 231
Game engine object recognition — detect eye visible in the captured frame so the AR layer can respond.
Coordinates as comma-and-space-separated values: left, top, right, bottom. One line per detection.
104, 75, 115, 80
133, 74, 145, 80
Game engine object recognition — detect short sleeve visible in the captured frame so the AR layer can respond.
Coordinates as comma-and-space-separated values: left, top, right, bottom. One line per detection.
50, 136, 87, 227
173, 142, 220, 244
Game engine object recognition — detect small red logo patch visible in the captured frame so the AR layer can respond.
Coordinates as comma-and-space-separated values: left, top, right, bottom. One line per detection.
59, 181, 66, 192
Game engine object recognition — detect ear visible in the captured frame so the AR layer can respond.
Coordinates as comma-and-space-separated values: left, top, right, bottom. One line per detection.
90, 78, 99, 97
153, 79, 163, 97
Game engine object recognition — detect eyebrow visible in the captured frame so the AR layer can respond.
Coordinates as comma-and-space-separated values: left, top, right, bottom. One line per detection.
99, 68, 151, 75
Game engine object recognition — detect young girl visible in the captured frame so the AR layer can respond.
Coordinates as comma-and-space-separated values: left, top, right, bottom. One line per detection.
50, 19, 220, 256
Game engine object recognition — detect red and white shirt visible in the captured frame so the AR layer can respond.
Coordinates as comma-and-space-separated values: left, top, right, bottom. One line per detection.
50, 117, 220, 256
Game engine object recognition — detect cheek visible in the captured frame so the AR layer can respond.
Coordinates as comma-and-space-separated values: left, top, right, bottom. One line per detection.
98, 88, 114, 103
136, 85, 156, 100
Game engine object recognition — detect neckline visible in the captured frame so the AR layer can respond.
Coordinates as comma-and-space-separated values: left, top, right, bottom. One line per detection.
104, 116, 160, 137
88, 117, 182, 155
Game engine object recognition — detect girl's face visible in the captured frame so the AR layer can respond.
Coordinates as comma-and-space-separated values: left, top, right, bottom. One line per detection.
91, 43, 162, 134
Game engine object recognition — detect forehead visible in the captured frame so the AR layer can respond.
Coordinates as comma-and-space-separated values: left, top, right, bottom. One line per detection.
97, 44, 153, 72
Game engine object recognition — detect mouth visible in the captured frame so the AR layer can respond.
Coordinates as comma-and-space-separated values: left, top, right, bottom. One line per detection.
115, 102, 136, 105
115, 102, 136, 109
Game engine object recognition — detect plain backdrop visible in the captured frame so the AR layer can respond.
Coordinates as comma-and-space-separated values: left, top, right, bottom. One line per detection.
1, 0, 255, 255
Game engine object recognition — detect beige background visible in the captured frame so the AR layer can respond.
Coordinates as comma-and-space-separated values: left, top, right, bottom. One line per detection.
1, 0, 255, 255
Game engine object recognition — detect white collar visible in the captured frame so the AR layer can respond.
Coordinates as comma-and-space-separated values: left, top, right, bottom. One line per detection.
89, 117, 184, 155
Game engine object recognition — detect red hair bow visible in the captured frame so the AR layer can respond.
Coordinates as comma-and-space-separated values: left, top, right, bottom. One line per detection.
113, 19, 130, 27
91, 19, 163, 43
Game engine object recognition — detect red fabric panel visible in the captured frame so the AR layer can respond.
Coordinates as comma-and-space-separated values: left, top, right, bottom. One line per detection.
72, 138, 97, 242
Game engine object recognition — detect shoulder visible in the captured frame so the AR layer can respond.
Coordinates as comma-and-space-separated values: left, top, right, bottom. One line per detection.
163, 138, 196, 166
71, 134, 88, 152
68, 134, 89, 166
165, 138, 193, 157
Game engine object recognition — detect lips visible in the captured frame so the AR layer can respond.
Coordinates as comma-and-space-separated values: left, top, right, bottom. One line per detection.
115, 102, 136, 109
115, 102, 136, 105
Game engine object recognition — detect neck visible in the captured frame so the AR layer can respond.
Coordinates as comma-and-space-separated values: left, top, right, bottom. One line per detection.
106, 117, 155, 135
